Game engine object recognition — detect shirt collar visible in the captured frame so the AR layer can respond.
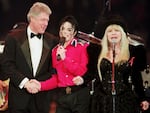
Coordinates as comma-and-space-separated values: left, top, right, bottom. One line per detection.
70, 38, 78, 47
27, 26, 43, 39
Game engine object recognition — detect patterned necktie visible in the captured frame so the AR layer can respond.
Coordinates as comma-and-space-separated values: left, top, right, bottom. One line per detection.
31, 32, 42, 39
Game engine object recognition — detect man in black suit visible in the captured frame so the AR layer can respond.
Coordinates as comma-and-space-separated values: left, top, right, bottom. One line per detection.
1, 2, 58, 113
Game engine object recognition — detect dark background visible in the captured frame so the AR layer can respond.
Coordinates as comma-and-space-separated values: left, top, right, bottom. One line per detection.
0, 0, 150, 63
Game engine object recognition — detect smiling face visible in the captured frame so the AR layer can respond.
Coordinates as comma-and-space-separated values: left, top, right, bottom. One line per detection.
59, 21, 76, 42
29, 12, 49, 34
106, 24, 122, 44
27, 2, 51, 34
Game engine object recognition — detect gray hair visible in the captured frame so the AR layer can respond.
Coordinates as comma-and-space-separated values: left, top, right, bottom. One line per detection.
27, 2, 52, 22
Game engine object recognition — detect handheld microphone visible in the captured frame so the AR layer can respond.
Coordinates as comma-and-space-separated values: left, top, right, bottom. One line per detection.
57, 37, 66, 61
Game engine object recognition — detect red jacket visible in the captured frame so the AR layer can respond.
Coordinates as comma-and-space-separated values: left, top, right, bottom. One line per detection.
41, 38, 89, 90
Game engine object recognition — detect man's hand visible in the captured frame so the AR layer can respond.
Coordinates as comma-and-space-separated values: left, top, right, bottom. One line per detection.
141, 100, 149, 111
72, 76, 84, 86
24, 79, 41, 94
56, 46, 66, 60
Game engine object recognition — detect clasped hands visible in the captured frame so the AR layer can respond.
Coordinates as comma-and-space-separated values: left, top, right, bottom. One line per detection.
24, 79, 41, 94
23, 76, 84, 94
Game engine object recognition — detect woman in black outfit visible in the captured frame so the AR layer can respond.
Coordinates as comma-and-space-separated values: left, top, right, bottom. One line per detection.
83, 14, 149, 113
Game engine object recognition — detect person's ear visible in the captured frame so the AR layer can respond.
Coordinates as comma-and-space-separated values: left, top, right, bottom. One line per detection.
73, 31, 77, 36
59, 31, 63, 38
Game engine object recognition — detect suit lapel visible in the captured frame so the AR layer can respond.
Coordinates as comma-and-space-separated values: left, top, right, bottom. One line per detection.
20, 37, 32, 71
36, 38, 50, 75
20, 33, 52, 76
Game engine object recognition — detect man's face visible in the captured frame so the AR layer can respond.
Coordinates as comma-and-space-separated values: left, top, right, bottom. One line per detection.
59, 22, 76, 42
30, 12, 49, 34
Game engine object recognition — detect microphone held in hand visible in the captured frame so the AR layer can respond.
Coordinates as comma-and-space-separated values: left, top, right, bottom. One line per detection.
57, 37, 66, 61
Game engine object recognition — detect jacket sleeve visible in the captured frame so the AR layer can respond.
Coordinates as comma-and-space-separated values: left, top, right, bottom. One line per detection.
130, 45, 147, 101
40, 74, 58, 91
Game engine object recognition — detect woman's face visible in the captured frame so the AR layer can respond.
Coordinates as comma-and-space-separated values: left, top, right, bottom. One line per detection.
59, 21, 76, 42
106, 25, 122, 44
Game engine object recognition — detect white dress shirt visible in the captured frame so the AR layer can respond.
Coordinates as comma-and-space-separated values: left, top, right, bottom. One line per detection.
19, 26, 43, 89
28, 27, 43, 76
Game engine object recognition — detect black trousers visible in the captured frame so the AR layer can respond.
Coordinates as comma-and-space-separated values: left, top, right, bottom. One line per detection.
8, 97, 49, 113
56, 86, 90, 113
0, 110, 9, 113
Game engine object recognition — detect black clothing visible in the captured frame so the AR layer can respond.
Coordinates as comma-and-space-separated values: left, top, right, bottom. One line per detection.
55, 87, 90, 113
92, 58, 140, 113
85, 44, 147, 113
2, 28, 59, 113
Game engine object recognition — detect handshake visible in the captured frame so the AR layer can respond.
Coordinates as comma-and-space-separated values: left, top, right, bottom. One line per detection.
24, 79, 41, 94
23, 76, 84, 94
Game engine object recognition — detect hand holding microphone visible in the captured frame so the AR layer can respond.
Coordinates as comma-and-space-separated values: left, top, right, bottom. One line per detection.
57, 37, 66, 61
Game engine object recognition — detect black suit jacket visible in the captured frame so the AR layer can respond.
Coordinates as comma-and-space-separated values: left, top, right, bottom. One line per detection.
2, 28, 59, 111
